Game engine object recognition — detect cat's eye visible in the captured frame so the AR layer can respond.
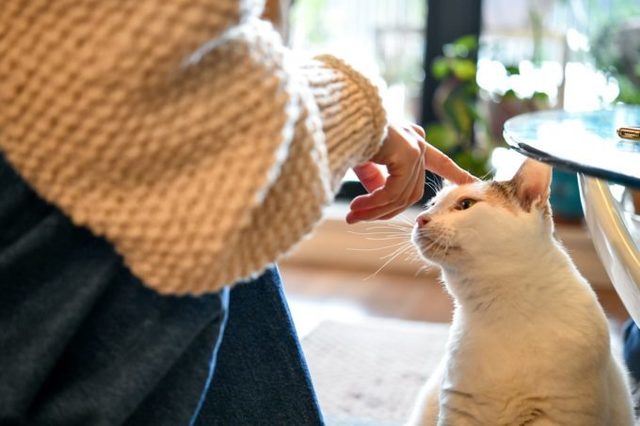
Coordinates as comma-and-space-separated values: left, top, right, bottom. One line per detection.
457, 198, 477, 210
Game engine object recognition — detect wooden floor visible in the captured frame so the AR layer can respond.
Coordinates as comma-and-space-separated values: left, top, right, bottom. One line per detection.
280, 262, 630, 332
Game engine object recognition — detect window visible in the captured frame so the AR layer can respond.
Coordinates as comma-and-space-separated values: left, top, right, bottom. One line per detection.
289, 0, 482, 200
290, 0, 427, 123
478, 0, 638, 114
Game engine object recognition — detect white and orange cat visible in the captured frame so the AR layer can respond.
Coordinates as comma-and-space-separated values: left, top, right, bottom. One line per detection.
408, 159, 634, 425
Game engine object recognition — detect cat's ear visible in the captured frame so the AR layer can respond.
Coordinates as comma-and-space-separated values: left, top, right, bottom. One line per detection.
510, 159, 552, 211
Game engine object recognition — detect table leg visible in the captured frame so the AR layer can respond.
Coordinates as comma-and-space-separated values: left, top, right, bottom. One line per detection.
578, 175, 640, 324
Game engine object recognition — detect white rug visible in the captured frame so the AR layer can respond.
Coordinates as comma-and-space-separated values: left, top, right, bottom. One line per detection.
301, 318, 450, 426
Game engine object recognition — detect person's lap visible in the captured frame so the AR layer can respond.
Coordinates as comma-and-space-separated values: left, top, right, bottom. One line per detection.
0, 154, 323, 425
196, 267, 324, 425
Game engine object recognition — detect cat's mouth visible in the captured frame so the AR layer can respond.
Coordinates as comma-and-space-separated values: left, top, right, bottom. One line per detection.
412, 229, 460, 256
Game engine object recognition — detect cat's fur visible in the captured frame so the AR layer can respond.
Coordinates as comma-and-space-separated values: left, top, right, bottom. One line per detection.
408, 159, 634, 426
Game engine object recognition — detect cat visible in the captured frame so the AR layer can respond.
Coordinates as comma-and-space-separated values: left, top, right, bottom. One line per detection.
407, 159, 634, 426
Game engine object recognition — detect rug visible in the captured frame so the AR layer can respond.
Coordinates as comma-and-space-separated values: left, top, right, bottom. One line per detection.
301, 318, 450, 426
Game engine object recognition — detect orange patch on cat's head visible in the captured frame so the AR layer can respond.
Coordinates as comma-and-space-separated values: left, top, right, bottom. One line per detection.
488, 180, 551, 216
429, 181, 517, 213
486, 181, 520, 213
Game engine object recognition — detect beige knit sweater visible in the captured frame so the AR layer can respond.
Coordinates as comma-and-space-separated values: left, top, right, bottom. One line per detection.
0, 0, 387, 294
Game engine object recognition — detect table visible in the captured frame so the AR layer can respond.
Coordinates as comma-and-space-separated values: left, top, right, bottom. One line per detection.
503, 106, 640, 324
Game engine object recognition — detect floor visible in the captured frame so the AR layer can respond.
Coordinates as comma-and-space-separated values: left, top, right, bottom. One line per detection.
280, 262, 633, 425
280, 262, 631, 337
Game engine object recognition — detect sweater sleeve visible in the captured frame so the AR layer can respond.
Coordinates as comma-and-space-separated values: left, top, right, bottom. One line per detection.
0, 1, 387, 294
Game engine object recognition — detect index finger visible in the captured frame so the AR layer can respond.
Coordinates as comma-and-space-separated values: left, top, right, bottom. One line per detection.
424, 145, 478, 184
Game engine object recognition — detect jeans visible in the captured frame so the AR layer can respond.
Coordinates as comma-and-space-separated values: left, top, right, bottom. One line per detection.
0, 154, 323, 425
624, 320, 640, 386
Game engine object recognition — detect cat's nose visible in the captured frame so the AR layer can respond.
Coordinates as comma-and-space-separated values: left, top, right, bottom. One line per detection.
416, 213, 431, 227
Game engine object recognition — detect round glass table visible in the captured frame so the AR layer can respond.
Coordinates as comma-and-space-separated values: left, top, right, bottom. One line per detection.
504, 106, 640, 324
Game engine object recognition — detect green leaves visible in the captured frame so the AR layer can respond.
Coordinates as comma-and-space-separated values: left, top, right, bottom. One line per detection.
432, 36, 478, 82
425, 123, 457, 151
454, 151, 491, 178
427, 35, 490, 177
451, 59, 476, 81
432, 58, 450, 80
505, 65, 520, 76
442, 35, 478, 58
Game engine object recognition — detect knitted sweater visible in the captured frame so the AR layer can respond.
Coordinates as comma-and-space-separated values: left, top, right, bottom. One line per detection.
0, 0, 387, 294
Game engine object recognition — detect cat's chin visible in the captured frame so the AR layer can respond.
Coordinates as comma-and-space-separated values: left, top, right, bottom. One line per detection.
417, 253, 441, 268
411, 241, 445, 268
412, 234, 458, 267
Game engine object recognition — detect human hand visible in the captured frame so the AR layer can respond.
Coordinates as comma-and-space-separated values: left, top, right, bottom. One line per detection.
346, 123, 477, 224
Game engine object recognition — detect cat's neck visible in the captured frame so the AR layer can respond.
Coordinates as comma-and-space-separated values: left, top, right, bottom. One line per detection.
441, 235, 589, 317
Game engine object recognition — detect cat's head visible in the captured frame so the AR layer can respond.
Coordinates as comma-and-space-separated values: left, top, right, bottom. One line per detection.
412, 158, 553, 269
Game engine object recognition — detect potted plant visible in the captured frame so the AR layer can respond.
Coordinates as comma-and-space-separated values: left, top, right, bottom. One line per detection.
426, 35, 492, 178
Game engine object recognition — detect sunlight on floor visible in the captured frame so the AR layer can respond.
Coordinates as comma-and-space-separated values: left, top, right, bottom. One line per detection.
287, 295, 368, 338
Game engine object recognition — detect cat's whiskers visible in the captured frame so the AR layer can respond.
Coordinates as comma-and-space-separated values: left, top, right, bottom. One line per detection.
349, 223, 413, 242
394, 213, 416, 226
416, 227, 453, 258
431, 228, 454, 256
368, 235, 409, 241
364, 243, 416, 280
406, 252, 432, 275
414, 262, 437, 277
366, 223, 413, 232
380, 241, 415, 260
353, 228, 410, 237
363, 235, 412, 241
347, 239, 413, 252
349, 228, 412, 241
424, 236, 446, 255
349, 220, 441, 279
424, 177, 443, 194
349, 229, 410, 236
413, 238, 442, 272
349, 229, 409, 235
478, 169, 495, 181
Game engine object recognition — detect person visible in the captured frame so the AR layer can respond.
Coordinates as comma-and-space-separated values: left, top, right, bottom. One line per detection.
0, 1, 475, 424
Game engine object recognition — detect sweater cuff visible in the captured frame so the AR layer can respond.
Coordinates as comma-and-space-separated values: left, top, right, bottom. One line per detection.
301, 54, 387, 189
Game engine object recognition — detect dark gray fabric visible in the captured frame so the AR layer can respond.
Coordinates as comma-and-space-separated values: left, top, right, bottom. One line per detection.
0, 154, 228, 425
0, 153, 324, 425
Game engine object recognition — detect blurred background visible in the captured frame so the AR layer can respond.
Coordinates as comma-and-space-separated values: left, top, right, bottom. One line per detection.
263, 1, 640, 424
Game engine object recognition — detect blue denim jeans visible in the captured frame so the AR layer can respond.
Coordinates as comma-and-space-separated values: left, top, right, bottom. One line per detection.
0, 154, 324, 425
624, 320, 640, 386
